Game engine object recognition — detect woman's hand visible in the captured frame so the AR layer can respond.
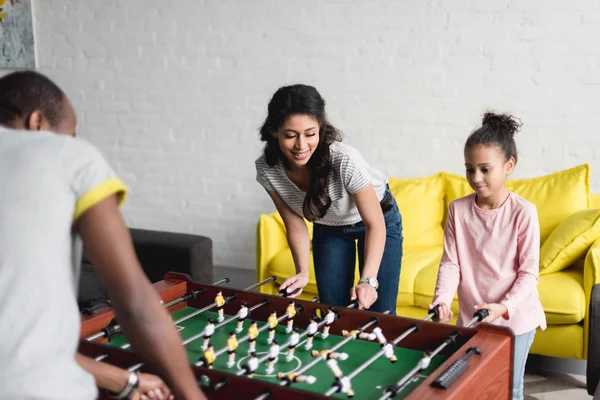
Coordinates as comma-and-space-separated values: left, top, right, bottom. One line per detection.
474, 303, 508, 323
131, 373, 173, 400
279, 272, 309, 298
351, 283, 378, 309
429, 302, 453, 323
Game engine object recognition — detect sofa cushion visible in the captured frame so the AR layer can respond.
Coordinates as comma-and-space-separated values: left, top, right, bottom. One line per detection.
412, 263, 585, 325
540, 208, 600, 274
268, 248, 319, 297
398, 245, 443, 307
413, 261, 459, 313
444, 164, 591, 244
388, 173, 445, 249
539, 270, 586, 324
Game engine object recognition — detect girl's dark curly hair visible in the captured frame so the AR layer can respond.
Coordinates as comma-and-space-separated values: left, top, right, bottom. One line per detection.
465, 111, 522, 164
259, 84, 342, 221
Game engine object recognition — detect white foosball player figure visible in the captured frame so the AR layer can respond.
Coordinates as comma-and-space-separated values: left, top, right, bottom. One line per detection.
265, 339, 280, 375
321, 308, 336, 339
305, 317, 318, 350
372, 327, 397, 363
286, 328, 300, 362
201, 318, 215, 351
236, 301, 249, 334
342, 329, 377, 341
327, 358, 354, 397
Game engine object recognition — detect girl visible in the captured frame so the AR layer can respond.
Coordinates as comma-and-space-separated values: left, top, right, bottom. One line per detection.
430, 112, 546, 400
255, 84, 403, 313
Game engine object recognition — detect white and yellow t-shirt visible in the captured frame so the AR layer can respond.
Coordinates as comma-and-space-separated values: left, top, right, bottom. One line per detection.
0, 128, 127, 399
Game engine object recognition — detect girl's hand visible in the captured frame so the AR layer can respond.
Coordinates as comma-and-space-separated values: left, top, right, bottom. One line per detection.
429, 303, 453, 323
279, 272, 309, 298
351, 283, 378, 310
130, 373, 173, 400
474, 303, 508, 323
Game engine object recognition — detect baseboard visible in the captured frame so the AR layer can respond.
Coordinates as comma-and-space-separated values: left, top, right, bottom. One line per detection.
527, 354, 587, 376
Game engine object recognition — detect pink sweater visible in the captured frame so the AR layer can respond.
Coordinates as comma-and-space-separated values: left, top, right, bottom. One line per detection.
433, 192, 547, 335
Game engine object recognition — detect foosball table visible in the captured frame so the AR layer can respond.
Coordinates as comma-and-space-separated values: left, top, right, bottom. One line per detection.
79, 273, 514, 399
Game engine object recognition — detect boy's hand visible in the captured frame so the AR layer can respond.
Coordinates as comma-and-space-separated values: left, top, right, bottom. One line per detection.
429, 303, 453, 323
474, 303, 507, 323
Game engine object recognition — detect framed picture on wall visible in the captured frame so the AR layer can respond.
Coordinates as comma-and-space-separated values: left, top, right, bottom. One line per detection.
0, 0, 35, 69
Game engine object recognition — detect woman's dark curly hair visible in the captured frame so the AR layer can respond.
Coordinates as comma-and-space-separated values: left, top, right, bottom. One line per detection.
465, 111, 522, 164
259, 84, 342, 221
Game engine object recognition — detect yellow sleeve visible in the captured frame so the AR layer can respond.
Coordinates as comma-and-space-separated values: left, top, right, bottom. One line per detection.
73, 178, 128, 222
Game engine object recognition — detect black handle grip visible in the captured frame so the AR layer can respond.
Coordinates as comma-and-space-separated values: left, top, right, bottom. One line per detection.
347, 300, 360, 309
81, 300, 111, 316
431, 347, 482, 389
474, 309, 490, 322
429, 304, 440, 320
278, 287, 300, 297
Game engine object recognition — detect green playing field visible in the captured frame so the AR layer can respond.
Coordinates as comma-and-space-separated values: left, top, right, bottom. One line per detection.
107, 307, 448, 399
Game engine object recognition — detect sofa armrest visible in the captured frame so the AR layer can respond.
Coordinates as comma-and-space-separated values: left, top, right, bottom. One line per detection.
584, 237, 600, 357
128, 228, 213, 284
256, 213, 288, 288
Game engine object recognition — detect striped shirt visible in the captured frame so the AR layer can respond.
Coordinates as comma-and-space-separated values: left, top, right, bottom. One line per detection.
256, 142, 387, 226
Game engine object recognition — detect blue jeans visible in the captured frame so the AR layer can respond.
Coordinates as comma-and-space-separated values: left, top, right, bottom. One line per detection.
312, 188, 403, 314
513, 329, 535, 400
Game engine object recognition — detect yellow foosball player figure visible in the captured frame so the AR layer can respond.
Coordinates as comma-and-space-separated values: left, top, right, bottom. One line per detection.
215, 290, 225, 322
285, 300, 296, 333
226, 331, 238, 368
247, 320, 259, 355
342, 329, 377, 341
267, 310, 278, 345
201, 344, 216, 370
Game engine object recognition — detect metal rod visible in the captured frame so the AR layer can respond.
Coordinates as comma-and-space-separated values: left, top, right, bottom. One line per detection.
281, 316, 381, 386
378, 308, 481, 400
97, 277, 274, 364
196, 307, 300, 367
86, 277, 230, 342
325, 308, 438, 396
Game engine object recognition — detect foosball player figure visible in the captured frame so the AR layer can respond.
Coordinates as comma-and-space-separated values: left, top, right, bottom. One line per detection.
236, 301, 249, 334
226, 331, 238, 368
342, 329, 376, 341
285, 300, 296, 333
200, 344, 216, 370
305, 316, 318, 350
372, 327, 397, 363
215, 290, 225, 322
202, 318, 215, 351
247, 320, 259, 355
327, 358, 355, 397
265, 339, 280, 375
245, 352, 259, 378
286, 328, 300, 362
267, 310, 278, 345
277, 372, 317, 385
311, 349, 348, 361
321, 308, 336, 339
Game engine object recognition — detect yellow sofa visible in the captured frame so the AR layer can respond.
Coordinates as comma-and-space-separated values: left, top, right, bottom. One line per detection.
256, 164, 600, 360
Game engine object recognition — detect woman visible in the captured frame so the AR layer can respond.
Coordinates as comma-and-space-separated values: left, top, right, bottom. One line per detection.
255, 84, 403, 313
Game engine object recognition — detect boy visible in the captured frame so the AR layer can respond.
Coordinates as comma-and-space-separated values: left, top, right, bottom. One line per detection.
0, 71, 205, 399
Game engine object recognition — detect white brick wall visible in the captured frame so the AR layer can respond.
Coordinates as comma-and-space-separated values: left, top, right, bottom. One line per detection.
8, 0, 600, 269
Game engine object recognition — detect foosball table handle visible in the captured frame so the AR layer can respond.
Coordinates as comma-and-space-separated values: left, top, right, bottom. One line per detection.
431, 347, 482, 389
278, 287, 301, 297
